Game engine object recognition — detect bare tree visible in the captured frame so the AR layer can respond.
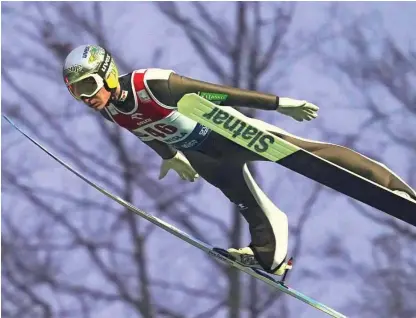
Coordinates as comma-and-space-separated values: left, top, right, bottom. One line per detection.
157, 2, 344, 317
313, 5, 416, 318
2, 2, 350, 318
2, 3, 214, 318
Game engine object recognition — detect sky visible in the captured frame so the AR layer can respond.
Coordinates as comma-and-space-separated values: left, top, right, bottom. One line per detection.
2, 2, 416, 318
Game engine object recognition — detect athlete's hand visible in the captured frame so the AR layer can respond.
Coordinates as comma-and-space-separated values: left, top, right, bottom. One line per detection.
277, 97, 319, 122
159, 151, 199, 182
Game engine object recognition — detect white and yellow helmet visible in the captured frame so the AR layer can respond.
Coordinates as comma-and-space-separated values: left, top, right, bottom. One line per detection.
63, 45, 119, 100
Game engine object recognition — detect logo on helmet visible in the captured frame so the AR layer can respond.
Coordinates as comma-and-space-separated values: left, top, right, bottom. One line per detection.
101, 55, 111, 73
88, 47, 100, 63
82, 46, 90, 59
65, 64, 83, 74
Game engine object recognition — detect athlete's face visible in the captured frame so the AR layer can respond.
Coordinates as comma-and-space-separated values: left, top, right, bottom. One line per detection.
82, 87, 111, 111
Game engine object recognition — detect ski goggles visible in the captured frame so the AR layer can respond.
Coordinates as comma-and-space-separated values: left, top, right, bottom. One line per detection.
66, 74, 105, 100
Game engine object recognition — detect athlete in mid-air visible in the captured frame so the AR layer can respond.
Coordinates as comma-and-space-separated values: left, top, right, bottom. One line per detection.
63, 45, 416, 275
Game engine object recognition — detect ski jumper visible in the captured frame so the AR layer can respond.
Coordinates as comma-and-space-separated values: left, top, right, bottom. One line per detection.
100, 68, 416, 272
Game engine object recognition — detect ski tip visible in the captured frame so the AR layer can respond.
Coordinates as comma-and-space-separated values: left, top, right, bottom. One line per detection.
2, 114, 11, 122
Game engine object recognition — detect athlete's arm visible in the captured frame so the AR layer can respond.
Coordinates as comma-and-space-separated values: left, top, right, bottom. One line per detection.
148, 73, 279, 110
147, 72, 319, 122
140, 139, 178, 159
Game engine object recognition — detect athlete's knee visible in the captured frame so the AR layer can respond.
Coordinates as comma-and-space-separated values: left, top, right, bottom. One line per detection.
222, 187, 259, 209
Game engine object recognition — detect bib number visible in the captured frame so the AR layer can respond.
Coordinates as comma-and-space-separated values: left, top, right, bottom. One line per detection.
143, 123, 178, 138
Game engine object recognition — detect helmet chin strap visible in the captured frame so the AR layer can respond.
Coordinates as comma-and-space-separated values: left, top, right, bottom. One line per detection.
102, 82, 118, 106
110, 87, 118, 101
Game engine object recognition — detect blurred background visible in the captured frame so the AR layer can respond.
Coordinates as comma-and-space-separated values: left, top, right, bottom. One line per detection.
2, 2, 416, 318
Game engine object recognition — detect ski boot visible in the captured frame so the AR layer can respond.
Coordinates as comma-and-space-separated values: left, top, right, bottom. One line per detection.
227, 246, 293, 276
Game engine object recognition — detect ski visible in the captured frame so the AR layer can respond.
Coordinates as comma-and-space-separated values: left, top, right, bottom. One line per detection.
4, 114, 347, 318
177, 93, 416, 226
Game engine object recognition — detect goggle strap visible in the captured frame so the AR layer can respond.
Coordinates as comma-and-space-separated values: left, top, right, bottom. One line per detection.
97, 50, 112, 80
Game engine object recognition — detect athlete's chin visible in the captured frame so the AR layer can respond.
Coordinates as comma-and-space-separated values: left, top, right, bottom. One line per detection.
95, 103, 107, 111
90, 102, 106, 111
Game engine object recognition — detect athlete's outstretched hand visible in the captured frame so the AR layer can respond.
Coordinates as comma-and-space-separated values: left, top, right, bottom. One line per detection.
277, 97, 319, 122
159, 151, 199, 182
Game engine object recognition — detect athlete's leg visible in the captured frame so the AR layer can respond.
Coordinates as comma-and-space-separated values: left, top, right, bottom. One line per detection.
183, 150, 288, 272
240, 163, 289, 273
249, 119, 416, 199
279, 134, 416, 199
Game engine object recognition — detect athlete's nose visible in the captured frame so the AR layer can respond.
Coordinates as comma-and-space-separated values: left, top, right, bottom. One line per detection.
81, 97, 95, 108
82, 97, 95, 106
